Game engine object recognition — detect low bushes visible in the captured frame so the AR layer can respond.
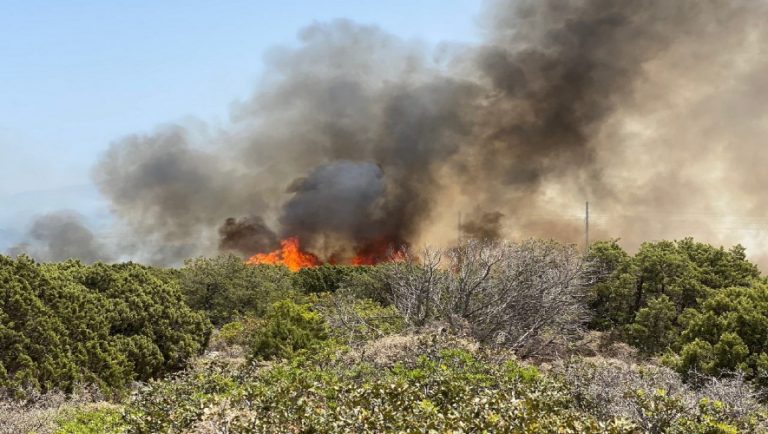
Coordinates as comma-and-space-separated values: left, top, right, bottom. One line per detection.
0, 256, 210, 396
53, 406, 124, 434
122, 342, 606, 433
180, 255, 295, 326
292, 264, 370, 294
558, 358, 767, 433
119, 334, 768, 433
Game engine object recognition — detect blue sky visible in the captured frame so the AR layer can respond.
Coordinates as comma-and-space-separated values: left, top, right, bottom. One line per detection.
0, 0, 482, 246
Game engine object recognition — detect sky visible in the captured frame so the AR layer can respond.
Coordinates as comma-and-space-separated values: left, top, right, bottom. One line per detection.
0, 0, 482, 248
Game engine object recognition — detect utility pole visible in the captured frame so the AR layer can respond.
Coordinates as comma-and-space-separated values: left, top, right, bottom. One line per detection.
585, 201, 590, 254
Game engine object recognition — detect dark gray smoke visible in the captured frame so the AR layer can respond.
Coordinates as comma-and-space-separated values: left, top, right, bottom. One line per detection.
278, 161, 385, 253
91, 0, 768, 265
461, 211, 505, 241
8, 211, 112, 263
219, 216, 278, 256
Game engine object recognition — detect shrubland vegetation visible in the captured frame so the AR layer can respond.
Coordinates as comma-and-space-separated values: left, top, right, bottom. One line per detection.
0, 256, 210, 396
588, 239, 768, 386
3, 237, 768, 432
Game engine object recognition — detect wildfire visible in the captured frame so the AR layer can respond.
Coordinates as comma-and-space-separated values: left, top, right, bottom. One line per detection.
246, 236, 406, 271
246, 237, 319, 271
351, 237, 406, 265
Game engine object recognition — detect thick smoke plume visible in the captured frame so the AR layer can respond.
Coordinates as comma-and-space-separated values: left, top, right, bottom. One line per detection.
89, 0, 768, 266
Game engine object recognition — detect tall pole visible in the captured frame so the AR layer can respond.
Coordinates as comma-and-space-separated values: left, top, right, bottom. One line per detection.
585, 201, 590, 253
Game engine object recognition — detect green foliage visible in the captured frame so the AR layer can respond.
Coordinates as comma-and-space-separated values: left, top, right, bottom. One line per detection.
589, 240, 639, 329
588, 239, 761, 358
216, 316, 262, 347
292, 264, 371, 294
588, 238, 768, 388
0, 255, 210, 395
247, 300, 330, 361
674, 284, 768, 378
180, 255, 294, 325
589, 238, 759, 333
626, 295, 677, 353
54, 406, 126, 434
559, 358, 767, 433
123, 359, 238, 434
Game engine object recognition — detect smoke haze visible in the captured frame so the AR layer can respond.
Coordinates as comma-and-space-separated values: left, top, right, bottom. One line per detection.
8, 211, 112, 263
13, 0, 768, 266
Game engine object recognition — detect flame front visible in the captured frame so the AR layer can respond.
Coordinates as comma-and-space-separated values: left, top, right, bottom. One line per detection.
246, 236, 405, 271
351, 237, 406, 265
246, 237, 320, 271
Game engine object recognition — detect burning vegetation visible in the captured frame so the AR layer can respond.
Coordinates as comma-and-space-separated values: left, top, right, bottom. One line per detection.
246, 237, 319, 271
246, 236, 405, 270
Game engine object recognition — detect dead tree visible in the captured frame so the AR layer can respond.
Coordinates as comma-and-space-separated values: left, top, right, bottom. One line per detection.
383, 239, 591, 357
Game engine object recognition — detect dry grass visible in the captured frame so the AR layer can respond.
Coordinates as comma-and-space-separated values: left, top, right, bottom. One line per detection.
342, 325, 481, 368
0, 387, 103, 434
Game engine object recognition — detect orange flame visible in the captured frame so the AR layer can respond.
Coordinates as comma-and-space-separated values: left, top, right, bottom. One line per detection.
246, 237, 320, 271
246, 236, 405, 271
351, 237, 406, 265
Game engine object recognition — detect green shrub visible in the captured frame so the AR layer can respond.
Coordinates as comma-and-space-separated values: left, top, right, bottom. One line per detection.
215, 315, 262, 348
586, 238, 768, 390
0, 255, 210, 395
588, 238, 759, 336
625, 295, 677, 354
247, 300, 329, 361
54, 406, 126, 434
122, 360, 238, 434
292, 264, 368, 294
121, 336, 768, 433
675, 285, 768, 380
180, 255, 294, 325
558, 358, 767, 433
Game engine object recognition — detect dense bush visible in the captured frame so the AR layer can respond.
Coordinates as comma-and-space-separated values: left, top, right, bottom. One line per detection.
213, 315, 262, 349
7, 236, 768, 433
124, 345, 603, 433
292, 264, 372, 294
53, 406, 124, 434
673, 284, 768, 384
180, 255, 294, 325
0, 255, 210, 395
588, 238, 760, 332
587, 239, 768, 385
247, 300, 330, 361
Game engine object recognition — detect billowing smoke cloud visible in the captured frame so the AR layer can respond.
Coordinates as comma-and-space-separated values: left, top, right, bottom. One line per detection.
279, 161, 386, 253
91, 0, 768, 266
8, 211, 112, 263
